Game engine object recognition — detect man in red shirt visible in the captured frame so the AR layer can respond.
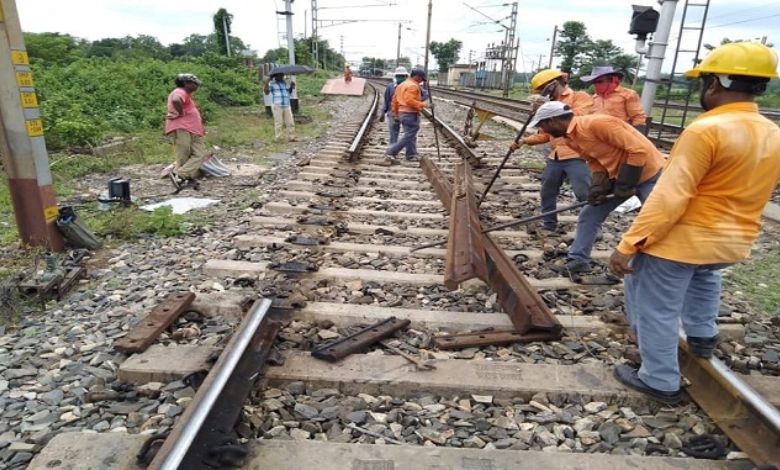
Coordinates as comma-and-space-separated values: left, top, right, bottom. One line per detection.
165, 73, 206, 190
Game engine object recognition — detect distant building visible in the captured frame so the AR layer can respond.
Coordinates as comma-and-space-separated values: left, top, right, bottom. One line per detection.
439, 64, 475, 86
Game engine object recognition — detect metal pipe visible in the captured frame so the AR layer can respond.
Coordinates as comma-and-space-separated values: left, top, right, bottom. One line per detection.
153, 298, 272, 470
639, 0, 678, 116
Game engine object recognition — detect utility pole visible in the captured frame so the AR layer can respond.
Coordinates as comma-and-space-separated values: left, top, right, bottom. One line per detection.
396, 23, 402, 66
221, 14, 231, 57
537, 54, 543, 72
424, 0, 432, 76
0, 0, 63, 250
311, 0, 319, 68
547, 25, 558, 68
340, 35, 344, 57
640, 0, 678, 115
281, 0, 298, 111
501, 1, 518, 97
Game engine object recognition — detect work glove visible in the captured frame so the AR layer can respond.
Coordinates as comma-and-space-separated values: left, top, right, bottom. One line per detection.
509, 139, 523, 152
379, 114, 386, 123
588, 171, 612, 206
614, 163, 644, 200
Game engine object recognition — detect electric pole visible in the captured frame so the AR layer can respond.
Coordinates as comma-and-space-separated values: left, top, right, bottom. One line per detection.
396, 23, 402, 67
548, 25, 558, 68
281, 0, 298, 111
222, 14, 231, 57
0, 0, 63, 250
501, 2, 518, 97
311, 0, 319, 68
424, 0, 432, 76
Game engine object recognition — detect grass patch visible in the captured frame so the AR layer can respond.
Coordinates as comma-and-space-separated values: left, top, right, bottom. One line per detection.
725, 244, 780, 317
84, 205, 184, 240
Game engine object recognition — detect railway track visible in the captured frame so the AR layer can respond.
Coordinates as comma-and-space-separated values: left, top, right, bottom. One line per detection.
29, 82, 780, 469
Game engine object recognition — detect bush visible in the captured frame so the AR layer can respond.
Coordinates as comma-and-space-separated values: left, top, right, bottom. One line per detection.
32, 57, 259, 149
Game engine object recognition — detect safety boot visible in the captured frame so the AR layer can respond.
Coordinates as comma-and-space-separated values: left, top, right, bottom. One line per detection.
687, 335, 718, 359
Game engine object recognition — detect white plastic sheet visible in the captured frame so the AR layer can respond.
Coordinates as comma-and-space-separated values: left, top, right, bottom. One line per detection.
613, 195, 642, 214
141, 197, 219, 214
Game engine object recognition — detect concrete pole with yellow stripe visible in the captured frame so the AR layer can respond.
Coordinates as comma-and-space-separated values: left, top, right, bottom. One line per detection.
0, 0, 63, 250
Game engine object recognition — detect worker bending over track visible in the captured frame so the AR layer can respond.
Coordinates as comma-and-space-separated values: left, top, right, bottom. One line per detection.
511, 69, 594, 233
608, 42, 780, 404
528, 101, 665, 274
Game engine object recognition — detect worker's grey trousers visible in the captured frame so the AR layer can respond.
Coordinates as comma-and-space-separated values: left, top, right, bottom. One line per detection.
387, 112, 420, 157
540, 158, 591, 230
567, 171, 660, 265
386, 113, 401, 145
624, 253, 728, 392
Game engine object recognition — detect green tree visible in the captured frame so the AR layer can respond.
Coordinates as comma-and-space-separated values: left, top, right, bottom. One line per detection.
704, 37, 774, 51
169, 34, 211, 57
213, 8, 233, 56
24, 32, 84, 64
430, 38, 462, 72
555, 21, 592, 74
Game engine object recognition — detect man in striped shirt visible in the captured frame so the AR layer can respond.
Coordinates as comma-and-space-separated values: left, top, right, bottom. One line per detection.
264, 73, 296, 142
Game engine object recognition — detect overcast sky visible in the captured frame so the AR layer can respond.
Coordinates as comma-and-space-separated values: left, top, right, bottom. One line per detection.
15, 0, 780, 74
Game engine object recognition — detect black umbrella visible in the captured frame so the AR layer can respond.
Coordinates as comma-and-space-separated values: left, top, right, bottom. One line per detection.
268, 64, 314, 76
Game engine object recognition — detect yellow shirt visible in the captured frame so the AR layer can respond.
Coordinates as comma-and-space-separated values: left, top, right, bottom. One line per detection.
565, 114, 665, 183
618, 102, 780, 264
593, 86, 646, 125
523, 87, 594, 160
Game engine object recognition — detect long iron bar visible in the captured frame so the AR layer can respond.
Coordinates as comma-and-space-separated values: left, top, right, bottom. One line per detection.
477, 109, 537, 207
425, 80, 443, 161
410, 200, 590, 252
149, 298, 273, 470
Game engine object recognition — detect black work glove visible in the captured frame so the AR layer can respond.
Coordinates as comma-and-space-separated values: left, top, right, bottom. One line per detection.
588, 171, 612, 206
614, 163, 644, 200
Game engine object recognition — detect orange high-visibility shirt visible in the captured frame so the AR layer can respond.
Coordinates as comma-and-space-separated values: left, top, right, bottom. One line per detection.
523, 87, 594, 160
617, 102, 780, 264
391, 79, 425, 115
565, 114, 664, 182
593, 86, 646, 125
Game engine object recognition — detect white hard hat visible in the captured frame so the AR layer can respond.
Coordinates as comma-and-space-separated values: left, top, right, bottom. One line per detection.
394, 66, 409, 76
528, 101, 573, 128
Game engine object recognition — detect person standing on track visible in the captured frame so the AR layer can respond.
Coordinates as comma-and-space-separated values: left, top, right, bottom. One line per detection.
527, 101, 665, 274
608, 42, 780, 404
263, 72, 296, 142
382, 68, 428, 165
379, 66, 409, 145
165, 73, 205, 190
581, 66, 647, 134
510, 69, 595, 233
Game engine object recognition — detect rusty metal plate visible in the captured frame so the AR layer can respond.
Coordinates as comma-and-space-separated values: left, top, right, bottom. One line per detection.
433, 329, 560, 349
285, 235, 328, 246
271, 261, 319, 274
444, 163, 487, 290
114, 292, 196, 353
312, 317, 411, 362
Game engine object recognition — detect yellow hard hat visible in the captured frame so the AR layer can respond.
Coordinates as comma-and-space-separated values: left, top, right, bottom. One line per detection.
684, 42, 778, 79
531, 69, 563, 92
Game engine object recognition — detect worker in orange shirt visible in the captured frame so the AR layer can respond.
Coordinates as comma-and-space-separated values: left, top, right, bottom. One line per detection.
608, 43, 780, 404
344, 63, 353, 83
510, 69, 595, 233
383, 68, 428, 165
527, 101, 665, 274
581, 66, 647, 134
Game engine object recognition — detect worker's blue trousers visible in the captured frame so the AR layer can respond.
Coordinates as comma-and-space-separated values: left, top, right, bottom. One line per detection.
386, 113, 401, 144
387, 112, 420, 157
567, 171, 660, 265
624, 253, 728, 392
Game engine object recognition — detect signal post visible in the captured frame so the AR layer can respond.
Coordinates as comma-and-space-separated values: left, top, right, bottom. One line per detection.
0, 0, 63, 250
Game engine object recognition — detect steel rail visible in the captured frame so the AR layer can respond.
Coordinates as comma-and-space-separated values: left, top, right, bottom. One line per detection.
679, 333, 780, 465
420, 108, 481, 167
346, 82, 379, 162
148, 298, 273, 470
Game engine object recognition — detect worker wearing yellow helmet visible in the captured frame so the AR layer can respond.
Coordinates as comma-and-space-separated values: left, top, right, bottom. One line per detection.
609, 42, 780, 404
510, 68, 595, 234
